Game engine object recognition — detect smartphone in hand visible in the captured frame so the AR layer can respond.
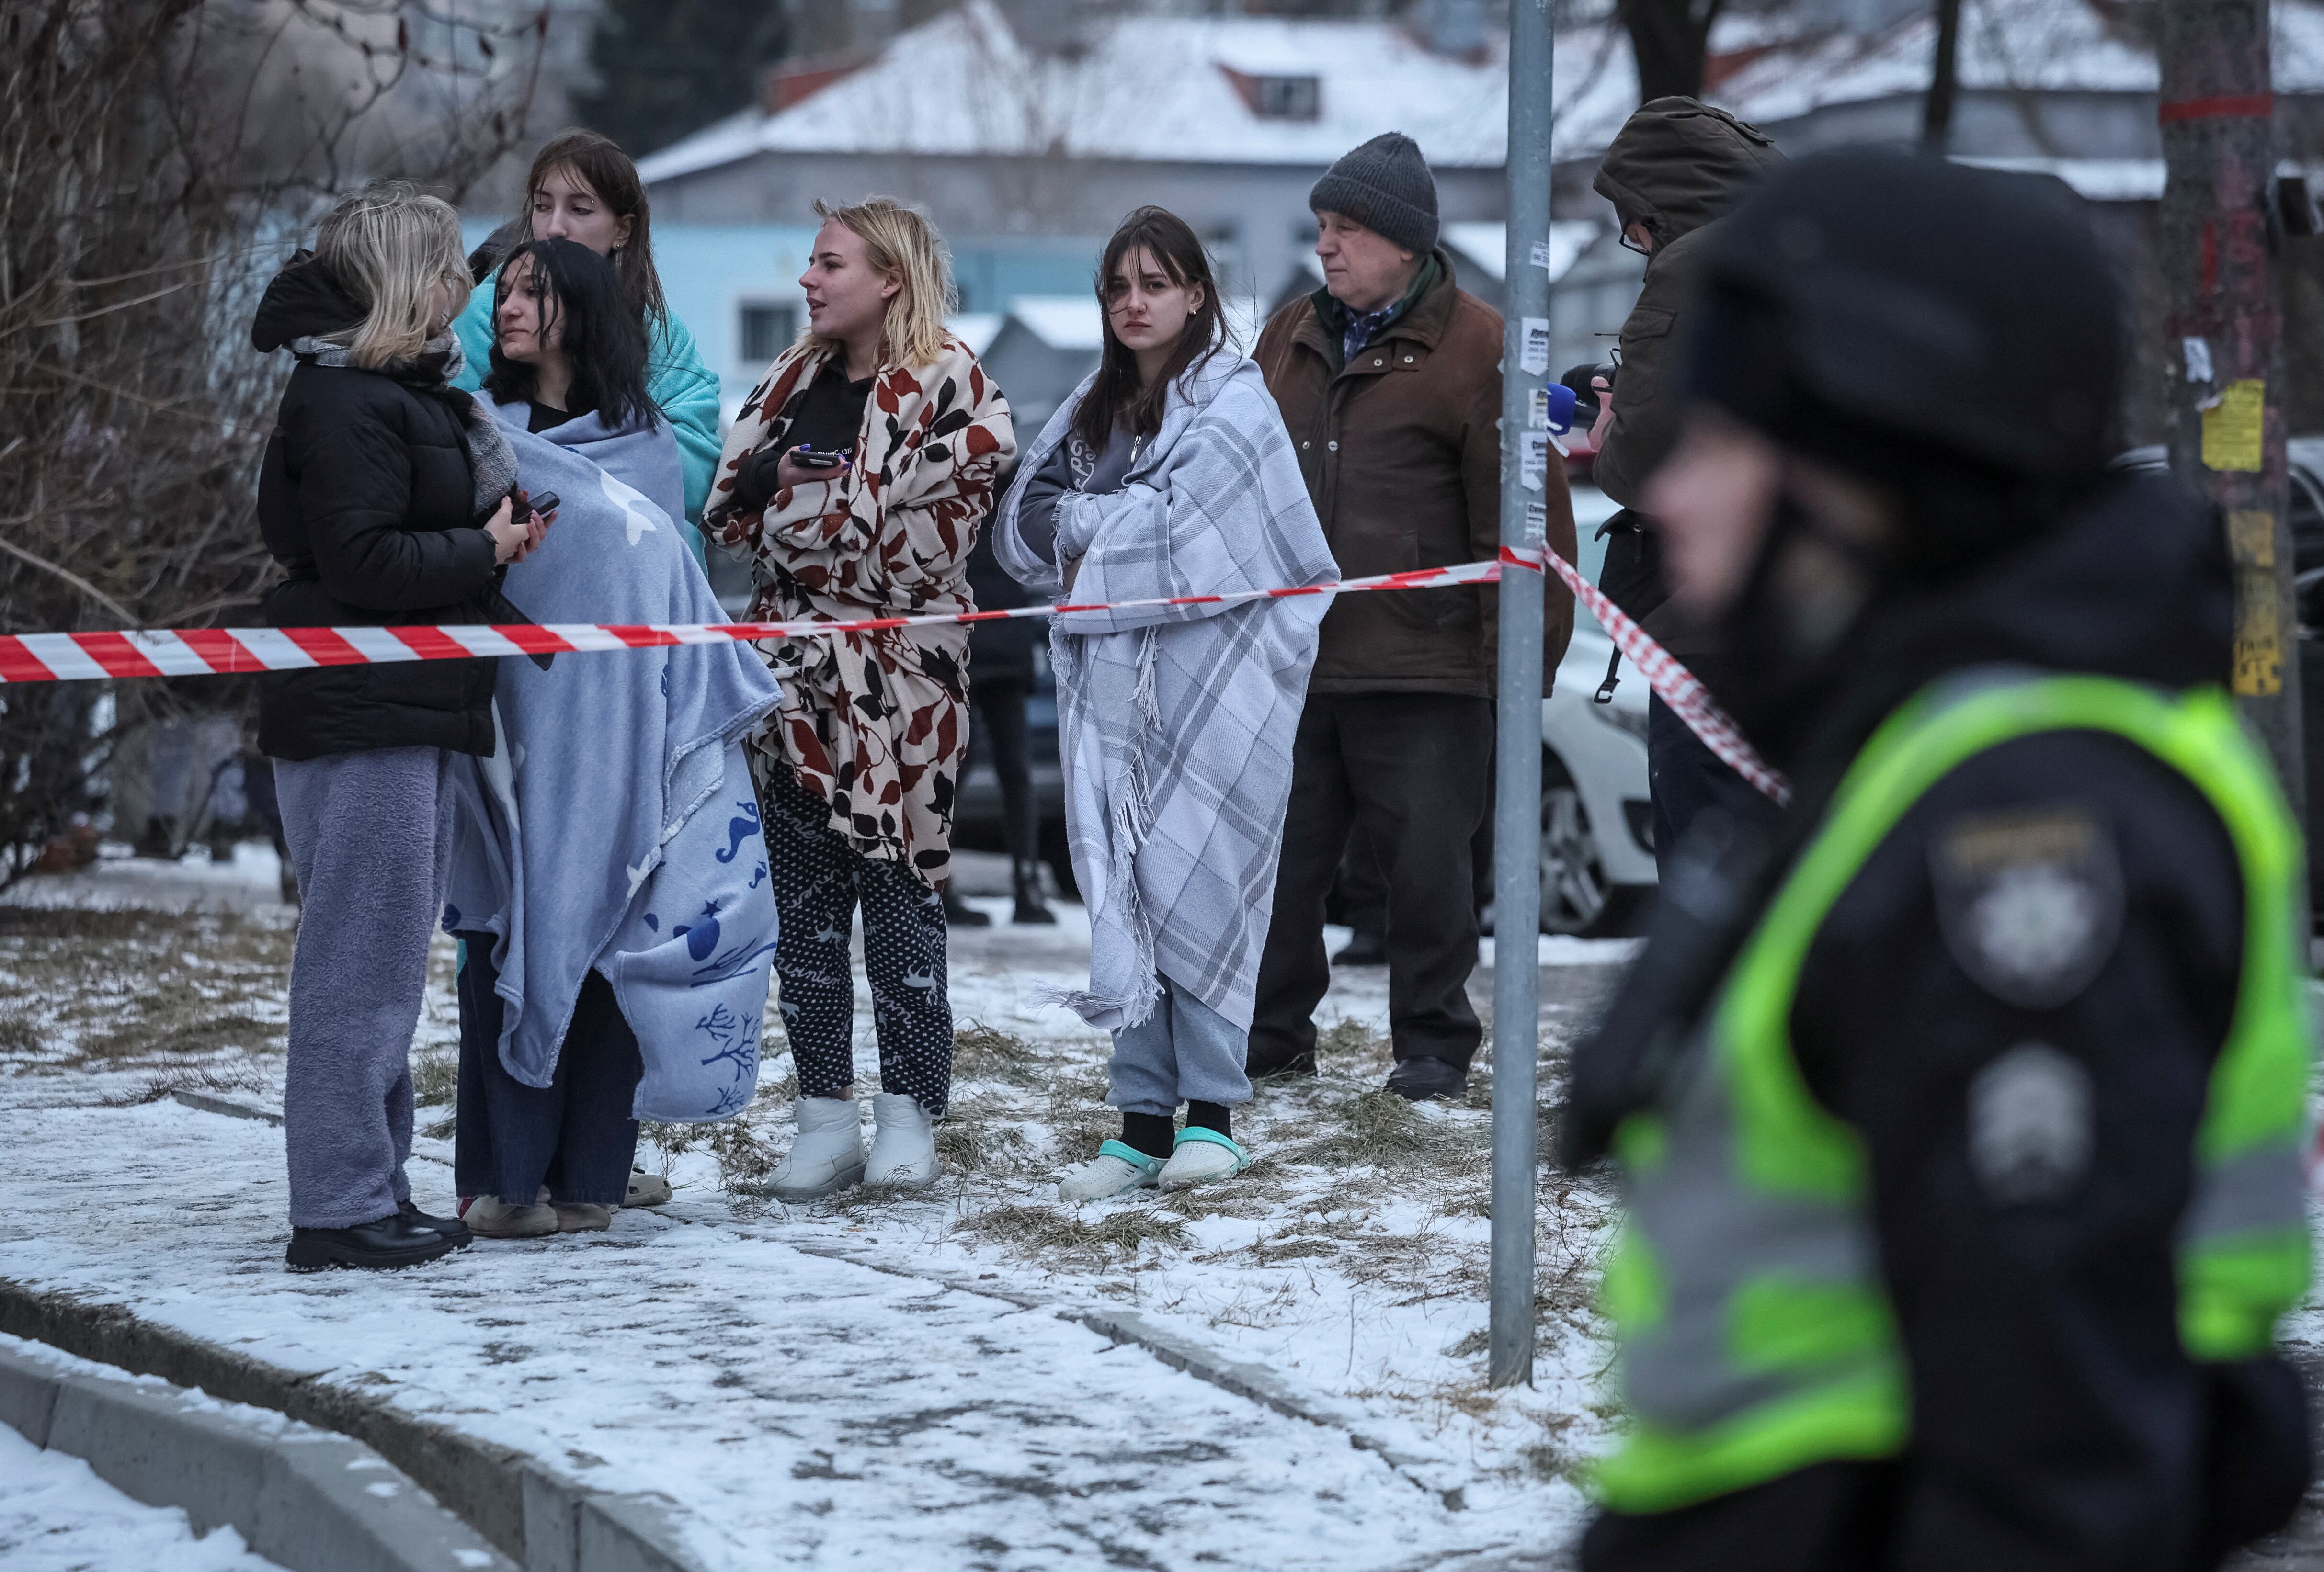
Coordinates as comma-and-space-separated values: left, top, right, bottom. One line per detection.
790, 447, 850, 471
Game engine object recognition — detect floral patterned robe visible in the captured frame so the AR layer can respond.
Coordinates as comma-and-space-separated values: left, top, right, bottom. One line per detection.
707, 336, 1014, 886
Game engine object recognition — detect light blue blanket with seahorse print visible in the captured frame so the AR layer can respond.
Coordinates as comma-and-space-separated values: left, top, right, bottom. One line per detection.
444, 398, 784, 1122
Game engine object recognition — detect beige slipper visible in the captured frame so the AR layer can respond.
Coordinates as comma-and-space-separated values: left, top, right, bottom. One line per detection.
464, 1196, 557, 1238
625, 1169, 672, 1207
553, 1202, 612, 1233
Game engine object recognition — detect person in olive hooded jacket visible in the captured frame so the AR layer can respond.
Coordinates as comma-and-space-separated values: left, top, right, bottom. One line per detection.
1587, 97, 1784, 865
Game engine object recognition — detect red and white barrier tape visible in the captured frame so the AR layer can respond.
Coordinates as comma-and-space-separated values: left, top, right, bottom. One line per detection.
0, 548, 1788, 804
1502, 545, 1789, 805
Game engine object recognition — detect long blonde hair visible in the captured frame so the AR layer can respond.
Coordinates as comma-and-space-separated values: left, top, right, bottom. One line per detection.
314, 181, 470, 370
807, 196, 957, 372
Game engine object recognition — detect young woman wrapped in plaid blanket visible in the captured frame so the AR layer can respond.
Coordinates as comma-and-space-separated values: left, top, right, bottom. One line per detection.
994, 207, 1339, 1199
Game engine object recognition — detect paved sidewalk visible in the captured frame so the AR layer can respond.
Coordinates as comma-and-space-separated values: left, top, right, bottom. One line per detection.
0, 1096, 1568, 1571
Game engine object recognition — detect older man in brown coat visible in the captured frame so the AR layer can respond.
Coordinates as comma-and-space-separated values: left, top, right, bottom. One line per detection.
1249, 131, 1577, 1101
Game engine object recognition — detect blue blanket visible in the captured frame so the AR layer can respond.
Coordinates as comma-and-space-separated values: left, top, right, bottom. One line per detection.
445, 400, 784, 1122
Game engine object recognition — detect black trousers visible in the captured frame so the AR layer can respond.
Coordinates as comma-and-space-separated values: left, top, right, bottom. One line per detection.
758, 762, 955, 1116
969, 675, 1037, 864
1647, 692, 1781, 871
454, 934, 643, 1206
1250, 692, 1493, 1071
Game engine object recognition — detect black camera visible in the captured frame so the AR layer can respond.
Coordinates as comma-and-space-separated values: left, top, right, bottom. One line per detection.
1560, 362, 1617, 430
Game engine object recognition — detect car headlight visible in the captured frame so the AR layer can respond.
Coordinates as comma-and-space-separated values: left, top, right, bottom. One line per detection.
1594, 702, 1649, 745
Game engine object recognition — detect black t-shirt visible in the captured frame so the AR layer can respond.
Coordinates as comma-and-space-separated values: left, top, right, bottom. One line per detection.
527, 398, 593, 434
778, 359, 874, 464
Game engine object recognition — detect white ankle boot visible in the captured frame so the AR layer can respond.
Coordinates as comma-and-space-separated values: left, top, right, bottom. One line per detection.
770, 1097, 866, 1200
866, 1092, 938, 1187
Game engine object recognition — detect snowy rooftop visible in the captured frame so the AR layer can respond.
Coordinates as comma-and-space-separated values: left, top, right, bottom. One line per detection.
639, 0, 2324, 189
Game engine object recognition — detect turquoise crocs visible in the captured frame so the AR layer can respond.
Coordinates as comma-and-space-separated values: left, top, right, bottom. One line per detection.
1158, 1127, 1249, 1190
1059, 1140, 1167, 1201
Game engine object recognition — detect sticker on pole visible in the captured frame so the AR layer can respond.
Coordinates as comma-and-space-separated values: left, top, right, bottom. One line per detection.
2202, 379, 2266, 473
1519, 317, 1550, 377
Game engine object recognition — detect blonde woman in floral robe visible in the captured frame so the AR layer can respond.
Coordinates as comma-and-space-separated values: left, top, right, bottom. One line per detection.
708, 197, 1014, 1197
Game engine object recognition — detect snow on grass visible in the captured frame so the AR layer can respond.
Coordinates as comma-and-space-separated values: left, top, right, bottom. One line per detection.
1, 863, 1628, 1566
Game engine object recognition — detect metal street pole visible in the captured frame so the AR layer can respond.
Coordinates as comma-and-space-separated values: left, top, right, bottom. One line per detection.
2158, 0, 2302, 824
1490, 0, 1553, 1391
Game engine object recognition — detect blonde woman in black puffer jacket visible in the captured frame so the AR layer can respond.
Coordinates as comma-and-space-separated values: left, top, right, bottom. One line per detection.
250, 181, 544, 1273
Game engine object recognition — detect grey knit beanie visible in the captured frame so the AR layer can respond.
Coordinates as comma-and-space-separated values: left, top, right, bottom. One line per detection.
1309, 132, 1438, 255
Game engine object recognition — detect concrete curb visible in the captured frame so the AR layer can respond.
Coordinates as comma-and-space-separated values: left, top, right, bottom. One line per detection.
0, 1334, 516, 1572
0, 1281, 709, 1572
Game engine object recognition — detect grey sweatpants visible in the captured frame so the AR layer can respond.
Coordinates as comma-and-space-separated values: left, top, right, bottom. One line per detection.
1105, 974, 1253, 1117
275, 747, 451, 1229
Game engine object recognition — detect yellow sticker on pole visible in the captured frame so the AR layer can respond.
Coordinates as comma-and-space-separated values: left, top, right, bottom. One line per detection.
2230, 509, 2284, 696
2203, 379, 2267, 473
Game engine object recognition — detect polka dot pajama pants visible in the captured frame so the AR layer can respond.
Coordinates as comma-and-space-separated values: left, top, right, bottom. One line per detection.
758, 763, 954, 1117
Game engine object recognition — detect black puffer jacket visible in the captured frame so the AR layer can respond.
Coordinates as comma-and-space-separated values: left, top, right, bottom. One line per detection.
250, 256, 504, 761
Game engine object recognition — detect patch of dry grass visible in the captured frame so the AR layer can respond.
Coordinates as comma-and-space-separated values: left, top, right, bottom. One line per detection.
951, 1021, 1048, 1087
99, 1061, 271, 1108
411, 1047, 459, 1108
1277, 1088, 1478, 1173
934, 1096, 1034, 1176
955, 1201, 1191, 1263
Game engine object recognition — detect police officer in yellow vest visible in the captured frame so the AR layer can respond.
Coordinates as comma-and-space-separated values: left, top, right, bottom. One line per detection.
1563, 150, 2313, 1570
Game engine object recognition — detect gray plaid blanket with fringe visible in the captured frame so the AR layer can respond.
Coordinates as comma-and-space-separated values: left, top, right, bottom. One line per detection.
993, 353, 1336, 1031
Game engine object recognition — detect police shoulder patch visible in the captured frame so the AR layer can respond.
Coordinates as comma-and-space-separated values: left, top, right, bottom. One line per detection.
1930, 802, 2123, 1010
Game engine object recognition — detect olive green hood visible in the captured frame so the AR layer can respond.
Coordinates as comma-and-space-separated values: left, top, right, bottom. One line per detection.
1593, 96, 1783, 248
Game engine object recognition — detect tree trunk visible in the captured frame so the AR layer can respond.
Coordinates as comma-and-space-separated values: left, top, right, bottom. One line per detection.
1619, 0, 1724, 103
2157, 0, 2302, 825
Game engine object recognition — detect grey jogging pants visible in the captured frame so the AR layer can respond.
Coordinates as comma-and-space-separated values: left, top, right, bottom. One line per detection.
275, 746, 451, 1230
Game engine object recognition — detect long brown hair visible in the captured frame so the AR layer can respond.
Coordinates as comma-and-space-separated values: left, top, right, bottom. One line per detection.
522, 129, 667, 330
1072, 206, 1225, 455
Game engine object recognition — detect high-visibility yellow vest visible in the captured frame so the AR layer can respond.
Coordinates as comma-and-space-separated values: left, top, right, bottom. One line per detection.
1595, 675, 2313, 1515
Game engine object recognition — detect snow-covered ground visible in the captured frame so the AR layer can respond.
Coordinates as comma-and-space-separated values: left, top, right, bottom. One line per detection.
0, 1409, 288, 1572
1, 846, 1635, 1569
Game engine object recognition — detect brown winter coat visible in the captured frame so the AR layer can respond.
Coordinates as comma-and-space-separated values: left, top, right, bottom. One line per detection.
1591, 97, 1783, 509
1254, 256, 1575, 698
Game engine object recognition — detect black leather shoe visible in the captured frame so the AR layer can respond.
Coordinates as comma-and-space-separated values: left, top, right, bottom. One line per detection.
399, 1199, 472, 1247
1385, 1057, 1468, 1102
942, 887, 991, 927
1332, 925, 1388, 967
1246, 1049, 1318, 1081
285, 1212, 458, 1272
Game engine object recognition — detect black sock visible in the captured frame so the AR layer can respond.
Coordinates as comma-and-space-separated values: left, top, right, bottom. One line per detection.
1120, 1112, 1175, 1160
1185, 1101, 1231, 1139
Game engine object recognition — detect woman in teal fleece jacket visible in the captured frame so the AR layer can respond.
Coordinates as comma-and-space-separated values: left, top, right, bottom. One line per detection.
452, 129, 721, 562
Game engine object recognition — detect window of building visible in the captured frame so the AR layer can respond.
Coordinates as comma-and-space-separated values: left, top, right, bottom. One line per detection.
739, 303, 798, 364
1219, 66, 1321, 122
1253, 75, 1320, 120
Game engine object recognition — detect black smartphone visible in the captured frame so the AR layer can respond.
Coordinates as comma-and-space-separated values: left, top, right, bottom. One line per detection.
791, 447, 850, 470
524, 490, 560, 520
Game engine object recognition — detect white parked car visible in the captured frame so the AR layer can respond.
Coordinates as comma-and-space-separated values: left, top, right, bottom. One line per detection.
1534, 485, 1656, 934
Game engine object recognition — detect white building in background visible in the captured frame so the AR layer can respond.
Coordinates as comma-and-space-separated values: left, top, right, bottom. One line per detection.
637, 0, 1549, 303
631, 0, 2324, 430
